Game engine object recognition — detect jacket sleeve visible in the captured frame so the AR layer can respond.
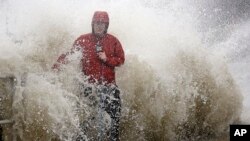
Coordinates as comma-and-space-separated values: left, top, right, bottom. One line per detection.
51, 53, 70, 71
105, 39, 125, 67
52, 37, 82, 71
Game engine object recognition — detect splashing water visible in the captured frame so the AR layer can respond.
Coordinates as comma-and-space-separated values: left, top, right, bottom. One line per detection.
0, 0, 248, 140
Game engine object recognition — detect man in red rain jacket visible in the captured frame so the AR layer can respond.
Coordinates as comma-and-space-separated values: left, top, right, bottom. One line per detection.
53, 11, 124, 141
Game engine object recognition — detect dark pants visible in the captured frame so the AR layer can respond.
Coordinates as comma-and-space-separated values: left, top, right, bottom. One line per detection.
101, 87, 121, 141
78, 85, 121, 141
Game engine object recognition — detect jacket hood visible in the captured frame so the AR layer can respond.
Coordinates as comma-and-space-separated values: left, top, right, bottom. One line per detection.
92, 11, 109, 24
92, 11, 109, 35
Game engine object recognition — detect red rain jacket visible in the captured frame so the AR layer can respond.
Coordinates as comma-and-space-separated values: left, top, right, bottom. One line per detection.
53, 33, 125, 84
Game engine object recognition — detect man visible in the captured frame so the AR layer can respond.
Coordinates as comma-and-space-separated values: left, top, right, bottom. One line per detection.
53, 11, 125, 141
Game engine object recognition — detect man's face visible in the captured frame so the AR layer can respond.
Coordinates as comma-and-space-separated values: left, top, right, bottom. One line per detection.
93, 22, 106, 36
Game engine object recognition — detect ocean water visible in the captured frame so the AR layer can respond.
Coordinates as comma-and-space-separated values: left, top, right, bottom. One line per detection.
0, 0, 249, 140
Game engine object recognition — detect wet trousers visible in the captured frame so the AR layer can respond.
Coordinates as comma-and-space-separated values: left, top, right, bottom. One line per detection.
78, 84, 121, 141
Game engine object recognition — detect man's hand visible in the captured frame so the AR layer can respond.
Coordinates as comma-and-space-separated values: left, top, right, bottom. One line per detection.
98, 52, 107, 62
